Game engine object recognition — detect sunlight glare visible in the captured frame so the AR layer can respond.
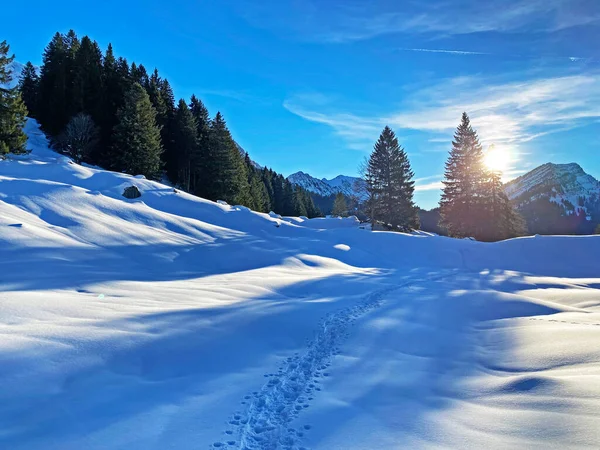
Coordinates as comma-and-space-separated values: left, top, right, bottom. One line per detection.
484, 146, 511, 172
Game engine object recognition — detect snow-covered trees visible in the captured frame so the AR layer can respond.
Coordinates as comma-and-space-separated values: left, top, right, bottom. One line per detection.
0, 40, 27, 157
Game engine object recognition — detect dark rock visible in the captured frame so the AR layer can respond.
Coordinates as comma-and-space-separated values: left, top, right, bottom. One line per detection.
122, 186, 141, 199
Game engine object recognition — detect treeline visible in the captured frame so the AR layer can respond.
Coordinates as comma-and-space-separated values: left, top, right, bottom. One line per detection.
14, 31, 319, 217
0, 41, 28, 156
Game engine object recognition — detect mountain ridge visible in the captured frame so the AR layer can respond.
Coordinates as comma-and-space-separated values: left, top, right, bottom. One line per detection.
287, 171, 365, 198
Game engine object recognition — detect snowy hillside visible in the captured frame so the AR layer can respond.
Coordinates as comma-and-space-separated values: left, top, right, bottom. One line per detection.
288, 171, 365, 198
2, 120, 600, 449
505, 162, 600, 217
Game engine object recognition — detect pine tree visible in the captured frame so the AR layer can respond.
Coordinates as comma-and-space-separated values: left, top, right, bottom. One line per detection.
110, 82, 163, 178
332, 193, 348, 217
0, 41, 28, 156
189, 94, 212, 197
440, 113, 487, 239
96, 44, 124, 165
365, 126, 419, 231
72, 36, 103, 122
245, 153, 270, 212
480, 164, 527, 241
37, 32, 69, 135
172, 98, 200, 191
63, 30, 81, 120
18, 62, 39, 118
206, 112, 249, 204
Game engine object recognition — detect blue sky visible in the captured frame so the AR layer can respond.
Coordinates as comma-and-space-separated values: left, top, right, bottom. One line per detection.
3, 0, 600, 209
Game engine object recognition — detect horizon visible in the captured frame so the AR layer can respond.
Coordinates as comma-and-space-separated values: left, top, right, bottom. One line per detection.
3, 0, 600, 209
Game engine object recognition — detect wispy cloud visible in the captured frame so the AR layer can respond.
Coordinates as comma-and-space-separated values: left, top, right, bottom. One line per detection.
198, 89, 256, 103
415, 181, 444, 192
284, 72, 600, 166
283, 96, 383, 150
311, 0, 600, 43
400, 48, 489, 56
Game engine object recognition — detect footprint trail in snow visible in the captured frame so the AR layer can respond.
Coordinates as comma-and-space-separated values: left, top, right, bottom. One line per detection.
217, 272, 452, 450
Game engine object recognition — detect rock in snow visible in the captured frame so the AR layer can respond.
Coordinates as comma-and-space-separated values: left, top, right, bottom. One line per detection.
1, 119, 600, 450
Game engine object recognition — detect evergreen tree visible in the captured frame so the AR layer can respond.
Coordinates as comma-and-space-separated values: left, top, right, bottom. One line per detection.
172, 98, 200, 191
63, 30, 81, 120
37, 32, 69, 135
245, 154, 270, 212
18, 62, 39, 118
110, 82, 163, 178
439, 113, 487, 239
189, 94, 212, 196
332, 193, 348, 217
96, 44, 124, 164
480, 161, 527, 241
72, 36, 103, 122
0, 41, 28, 156
365, 126, 419, 231
206, 112, 249, 204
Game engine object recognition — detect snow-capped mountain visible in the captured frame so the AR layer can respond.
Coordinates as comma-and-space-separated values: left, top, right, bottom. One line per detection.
505, 162, 600, 218
288, 171, 365, 198
3, 61, 25, 89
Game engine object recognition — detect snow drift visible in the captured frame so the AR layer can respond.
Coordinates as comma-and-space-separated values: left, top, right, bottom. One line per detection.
1, 120, 600, 449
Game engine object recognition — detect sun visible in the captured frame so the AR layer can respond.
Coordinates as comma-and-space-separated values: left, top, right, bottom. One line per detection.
484, 146, 511, 172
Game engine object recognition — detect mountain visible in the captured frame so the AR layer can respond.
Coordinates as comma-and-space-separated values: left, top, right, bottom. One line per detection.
288, 171, 365, 199
235, 141, 261, 169
3, 61, 25, 89
504, 162, 600, 234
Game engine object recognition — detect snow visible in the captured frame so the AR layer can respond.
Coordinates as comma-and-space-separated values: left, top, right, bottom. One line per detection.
287, 171, 366, 199
1, 120, 600, 449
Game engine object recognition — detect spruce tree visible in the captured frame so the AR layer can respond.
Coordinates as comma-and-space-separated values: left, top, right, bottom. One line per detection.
96, 44, 123, 164
189, 94, 212, 197
172, 98, 200, 191
365, 126, 419, 231
332, 193, 348, 217
480, 161, 526, 241
110, 82, 163, 178
18, 62, 39, 118
440, 113, 487, 239
72, 36, 103, 122
207, 112, 249, 204
0, 41, 28, 156
63, 30, 81, 120
37, 32, 69, 135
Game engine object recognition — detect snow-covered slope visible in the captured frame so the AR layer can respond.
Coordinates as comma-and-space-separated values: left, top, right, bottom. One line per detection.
288, 171, 365, 198
2, 121, 600, 449
505, 162, 600, 217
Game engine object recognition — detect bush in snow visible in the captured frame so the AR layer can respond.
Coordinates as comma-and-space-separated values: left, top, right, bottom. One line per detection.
122, 186, 141, 199
55, 113, 98, 163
